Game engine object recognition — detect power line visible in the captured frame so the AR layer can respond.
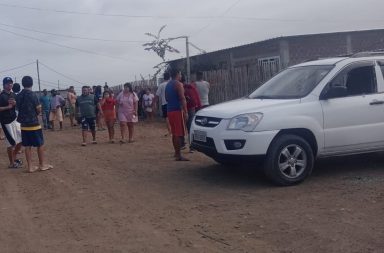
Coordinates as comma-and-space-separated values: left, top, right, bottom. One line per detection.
12, 75, 64, 88
0, 61, 35, 74
0, 27, 131, 62
0, 22, 146, 43
221, 0, 242, 16
38, 61, 88, 86
1, 2, 384, 23
192, 0, 242, 37
0, 3, 210, 19
188, 42, 207, 54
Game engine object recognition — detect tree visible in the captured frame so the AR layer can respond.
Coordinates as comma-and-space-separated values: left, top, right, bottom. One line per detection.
142, 25, 180, 76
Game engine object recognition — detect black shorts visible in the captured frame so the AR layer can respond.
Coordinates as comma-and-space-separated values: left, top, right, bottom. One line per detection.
21, 129, 44, 147
81, 117, 96, 131
161, 104, 168, 118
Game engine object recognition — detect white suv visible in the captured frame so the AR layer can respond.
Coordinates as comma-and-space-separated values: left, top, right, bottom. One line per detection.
190, 52, 384, 185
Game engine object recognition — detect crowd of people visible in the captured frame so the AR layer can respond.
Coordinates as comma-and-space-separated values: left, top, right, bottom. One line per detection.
0, 69, 211, 173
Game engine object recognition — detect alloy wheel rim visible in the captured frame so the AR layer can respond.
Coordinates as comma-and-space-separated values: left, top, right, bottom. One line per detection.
278, 144, 307, 179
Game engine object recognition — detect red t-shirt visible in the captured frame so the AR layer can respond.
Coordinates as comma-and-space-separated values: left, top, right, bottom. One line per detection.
184, 84, 202, 110
101, 98, 116, 111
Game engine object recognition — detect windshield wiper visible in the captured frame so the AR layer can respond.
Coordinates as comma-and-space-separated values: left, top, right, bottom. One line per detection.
252, 95, 274, 99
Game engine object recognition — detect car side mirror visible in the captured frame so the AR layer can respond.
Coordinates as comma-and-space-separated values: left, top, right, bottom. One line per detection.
320, 84, 347, 100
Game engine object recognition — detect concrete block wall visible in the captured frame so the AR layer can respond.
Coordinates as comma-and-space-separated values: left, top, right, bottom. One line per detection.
168, 29, 384, 75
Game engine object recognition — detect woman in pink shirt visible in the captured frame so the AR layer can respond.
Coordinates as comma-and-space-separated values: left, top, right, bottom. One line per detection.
115, 83, 138, 143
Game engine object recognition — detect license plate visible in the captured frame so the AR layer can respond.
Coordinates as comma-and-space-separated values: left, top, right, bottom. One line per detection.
194, 130, 207, 142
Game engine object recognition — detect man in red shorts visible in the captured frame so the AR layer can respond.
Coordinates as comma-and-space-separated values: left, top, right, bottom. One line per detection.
165, 69, 189, 161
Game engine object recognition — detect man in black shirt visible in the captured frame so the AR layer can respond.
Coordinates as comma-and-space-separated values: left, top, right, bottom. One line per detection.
17, 76, 53, 172
0, 77, 23, 168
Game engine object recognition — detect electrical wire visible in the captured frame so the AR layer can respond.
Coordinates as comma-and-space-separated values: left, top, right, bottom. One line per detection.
192, 0, 242, 37
38, 61, 88, 86
0, 61, 35, 74
1, 2, 384, 23
0, 22, 146, 43
0, 27, 131, 62
0, 3, 213, 19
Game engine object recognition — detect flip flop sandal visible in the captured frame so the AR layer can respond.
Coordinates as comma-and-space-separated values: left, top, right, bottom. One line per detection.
40, 164, 53, 171
175, 157, 190, 162
24, 166, 39, 173
81, 143, 87, 146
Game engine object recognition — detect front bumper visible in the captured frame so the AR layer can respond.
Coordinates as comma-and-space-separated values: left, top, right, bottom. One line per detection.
190, 118, 279, 157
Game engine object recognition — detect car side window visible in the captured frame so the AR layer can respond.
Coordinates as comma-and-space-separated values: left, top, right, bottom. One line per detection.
326, 63, 377, 98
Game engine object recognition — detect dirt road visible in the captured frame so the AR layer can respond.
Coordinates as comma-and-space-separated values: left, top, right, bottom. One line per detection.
0, 121, 383, 253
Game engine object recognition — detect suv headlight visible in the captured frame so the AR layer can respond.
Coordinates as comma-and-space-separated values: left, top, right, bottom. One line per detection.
227, 113, 263, 132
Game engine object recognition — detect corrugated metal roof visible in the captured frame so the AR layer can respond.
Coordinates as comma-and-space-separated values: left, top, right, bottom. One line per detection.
168, 28, 384, 63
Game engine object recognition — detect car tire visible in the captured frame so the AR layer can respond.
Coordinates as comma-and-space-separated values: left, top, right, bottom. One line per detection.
264, 134, 314, 186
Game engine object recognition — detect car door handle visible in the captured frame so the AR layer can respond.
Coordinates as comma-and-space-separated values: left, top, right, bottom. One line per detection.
369, 100, 384, 105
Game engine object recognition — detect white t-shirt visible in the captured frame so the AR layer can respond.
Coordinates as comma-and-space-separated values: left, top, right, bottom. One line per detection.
195, 80, 210, 106
143, 93, 154, 107
155, 81, 168, 106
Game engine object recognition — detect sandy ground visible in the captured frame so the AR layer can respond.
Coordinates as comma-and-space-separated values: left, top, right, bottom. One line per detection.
0, 120, 383, 253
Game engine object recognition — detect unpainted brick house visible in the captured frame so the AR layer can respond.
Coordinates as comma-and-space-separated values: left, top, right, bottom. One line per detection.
169, 28, 384, 80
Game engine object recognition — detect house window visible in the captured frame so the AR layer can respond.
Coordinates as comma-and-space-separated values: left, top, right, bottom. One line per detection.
258, 57, 281, 81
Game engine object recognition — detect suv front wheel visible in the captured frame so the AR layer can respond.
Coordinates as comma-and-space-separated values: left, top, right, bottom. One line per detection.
264, 134, 314, 186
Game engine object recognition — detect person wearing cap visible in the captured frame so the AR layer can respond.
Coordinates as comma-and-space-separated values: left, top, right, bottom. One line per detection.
0, 77, 23, 168
49, 89, 65, 131
16, 76, 53, 173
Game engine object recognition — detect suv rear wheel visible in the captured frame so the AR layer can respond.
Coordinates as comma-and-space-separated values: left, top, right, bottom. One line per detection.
264, 134, 314, 186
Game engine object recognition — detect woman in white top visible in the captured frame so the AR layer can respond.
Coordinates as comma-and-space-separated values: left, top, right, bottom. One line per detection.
142, 88, 155, 121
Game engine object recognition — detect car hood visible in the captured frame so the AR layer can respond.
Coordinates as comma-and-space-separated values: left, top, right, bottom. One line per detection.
196, 98, 301, 119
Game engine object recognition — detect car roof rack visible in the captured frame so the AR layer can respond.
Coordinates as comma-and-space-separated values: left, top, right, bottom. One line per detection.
351, 50, 384, 58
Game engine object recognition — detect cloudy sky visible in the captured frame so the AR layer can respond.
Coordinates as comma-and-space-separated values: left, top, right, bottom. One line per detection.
0, 0, 383, 91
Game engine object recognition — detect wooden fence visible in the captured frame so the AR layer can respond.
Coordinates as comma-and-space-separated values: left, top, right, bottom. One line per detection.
202, 64, 269, 105
110, 80, 157, 95
110, 62, 278, 105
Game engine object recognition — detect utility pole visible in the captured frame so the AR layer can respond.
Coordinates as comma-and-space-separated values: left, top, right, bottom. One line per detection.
58, 80, 60, 91
186, 36, 191, 84
36, 60, 41, 94
170, 36, 191, 83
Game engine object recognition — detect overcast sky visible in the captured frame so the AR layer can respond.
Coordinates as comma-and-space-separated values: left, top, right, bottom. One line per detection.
0, 0, 383, 91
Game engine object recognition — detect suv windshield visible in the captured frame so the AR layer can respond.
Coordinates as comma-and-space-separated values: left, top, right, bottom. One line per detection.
249, 65, 334, 99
